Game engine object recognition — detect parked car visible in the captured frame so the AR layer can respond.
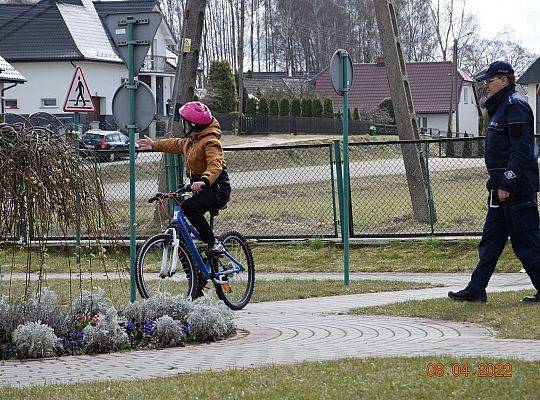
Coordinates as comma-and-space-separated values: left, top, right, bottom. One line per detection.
79, 130, 138, 162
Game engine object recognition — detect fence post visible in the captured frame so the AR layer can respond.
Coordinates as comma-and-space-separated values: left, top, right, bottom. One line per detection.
329, 142, 339, 237
423, 141, 436, 235
333, 139, 344, 239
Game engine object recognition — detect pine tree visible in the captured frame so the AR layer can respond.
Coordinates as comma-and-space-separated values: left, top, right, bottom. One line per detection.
279, 98, 290, 116
323, 98, 334, 118
206, 60, 237, 113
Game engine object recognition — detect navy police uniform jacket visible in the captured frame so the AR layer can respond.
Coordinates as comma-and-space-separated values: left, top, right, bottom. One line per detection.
484, 84, 539, 196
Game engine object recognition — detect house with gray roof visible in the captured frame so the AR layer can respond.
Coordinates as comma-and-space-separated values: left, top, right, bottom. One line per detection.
0, 55, 26, 118
0, 0, 175, 134
517, 57, 540, 134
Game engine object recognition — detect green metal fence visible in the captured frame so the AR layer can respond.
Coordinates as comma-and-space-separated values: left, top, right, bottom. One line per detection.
39, 135, 538, 241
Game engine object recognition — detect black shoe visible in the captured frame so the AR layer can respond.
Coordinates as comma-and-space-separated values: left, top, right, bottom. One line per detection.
206, 242, 225, 257
522, 292, 540, 303
448, 288, 487, 303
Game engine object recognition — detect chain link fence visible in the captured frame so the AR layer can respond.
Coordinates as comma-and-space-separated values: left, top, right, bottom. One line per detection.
22, 135, 540, 241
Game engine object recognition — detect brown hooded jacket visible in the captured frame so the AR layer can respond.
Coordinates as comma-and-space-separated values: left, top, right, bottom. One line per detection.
152, 118, 225, 187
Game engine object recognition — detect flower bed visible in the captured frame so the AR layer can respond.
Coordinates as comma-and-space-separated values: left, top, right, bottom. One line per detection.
0, 289, 236, 360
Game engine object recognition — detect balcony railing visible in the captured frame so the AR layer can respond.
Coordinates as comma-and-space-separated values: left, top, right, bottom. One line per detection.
140, 55, 176, 74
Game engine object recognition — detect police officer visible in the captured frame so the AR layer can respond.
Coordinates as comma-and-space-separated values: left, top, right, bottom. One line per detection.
448, 60, 540, 303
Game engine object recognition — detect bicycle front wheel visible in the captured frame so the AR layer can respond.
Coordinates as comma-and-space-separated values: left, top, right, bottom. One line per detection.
214, 231, 255, 310
135, 233, 197, 300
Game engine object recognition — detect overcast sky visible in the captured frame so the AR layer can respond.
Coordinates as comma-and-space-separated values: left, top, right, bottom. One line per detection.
467, 0, 540, 54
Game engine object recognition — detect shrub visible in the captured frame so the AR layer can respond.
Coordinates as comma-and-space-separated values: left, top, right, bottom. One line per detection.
312, 98, 323, 117
269, 98, 279, 116
291, 98, 301, 117
245, 97, 257, 116
257, 97, 269, 115
82, 307, 129, 354
26, 288, 68, 337
323, 98, 334, 118
12, 321, 59, 359
153, 315, 186, 348
206, 60, 238, 113
70, 288, 110, 318
187, 296, 235, 342
279, 98, 290, 116
353, 107, 360, 120
378, 97, 395, 123
301, 98, 313, 117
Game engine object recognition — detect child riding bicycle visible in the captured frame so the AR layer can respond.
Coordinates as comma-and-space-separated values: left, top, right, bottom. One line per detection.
139, 101, 231, 257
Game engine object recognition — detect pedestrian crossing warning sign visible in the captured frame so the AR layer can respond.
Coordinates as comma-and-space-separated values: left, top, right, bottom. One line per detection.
63, 67, 95, 112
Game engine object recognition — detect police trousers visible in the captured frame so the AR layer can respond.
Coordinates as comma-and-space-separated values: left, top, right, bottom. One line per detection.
467, 194, 540, 293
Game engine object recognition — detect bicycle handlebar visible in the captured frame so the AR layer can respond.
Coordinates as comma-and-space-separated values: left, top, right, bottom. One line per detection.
148, 184, 193, 204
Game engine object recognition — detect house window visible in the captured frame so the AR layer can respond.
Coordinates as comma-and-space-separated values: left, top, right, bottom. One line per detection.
464, 87, 469, 104
41, 98, 57, 108
4, 99, 18, 109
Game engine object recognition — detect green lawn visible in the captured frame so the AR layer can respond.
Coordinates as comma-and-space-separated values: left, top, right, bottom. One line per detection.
0, 356, 537, 399
351, 290, 540, 340
0, 278, 435, 306
0, 239, 524, 274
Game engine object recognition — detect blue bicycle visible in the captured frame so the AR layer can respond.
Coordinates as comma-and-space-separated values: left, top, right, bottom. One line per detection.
135, 185, 255, 310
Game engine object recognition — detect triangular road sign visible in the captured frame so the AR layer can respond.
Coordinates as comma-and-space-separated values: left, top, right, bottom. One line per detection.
64, 67, 95, 112
104, 12, 162, 76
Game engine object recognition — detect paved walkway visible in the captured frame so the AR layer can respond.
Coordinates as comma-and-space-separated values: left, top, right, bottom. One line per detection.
0, 273, 538, 388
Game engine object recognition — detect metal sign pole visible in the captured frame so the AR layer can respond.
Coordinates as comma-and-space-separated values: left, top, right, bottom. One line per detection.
341, 51, 351, 286
127, 16, 137, 303
73, 111, 81, 266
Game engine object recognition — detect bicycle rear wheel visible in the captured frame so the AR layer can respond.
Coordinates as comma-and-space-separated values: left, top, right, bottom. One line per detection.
213, 231, 255, 310
135, 233, 197, 300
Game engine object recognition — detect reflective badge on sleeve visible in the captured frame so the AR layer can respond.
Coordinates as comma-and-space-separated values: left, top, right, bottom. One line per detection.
504, 170, 516, 179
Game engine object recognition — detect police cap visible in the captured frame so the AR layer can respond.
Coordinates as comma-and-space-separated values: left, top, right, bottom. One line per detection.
475, 60, 514, 82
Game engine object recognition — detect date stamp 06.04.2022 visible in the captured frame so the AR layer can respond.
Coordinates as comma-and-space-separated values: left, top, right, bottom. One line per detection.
425, 362, 513, 378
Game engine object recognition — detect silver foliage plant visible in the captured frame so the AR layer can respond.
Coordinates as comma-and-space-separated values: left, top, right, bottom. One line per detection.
26, 288, 68, 337
82, 306, 129, 353
153, 315, 186, 348
70, 287, 110, 318
187, 294, 236, 342
12, 321, 59, 359
122, 292, 192, 325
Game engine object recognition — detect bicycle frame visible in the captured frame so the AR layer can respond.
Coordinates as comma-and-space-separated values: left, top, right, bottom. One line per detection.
166, 204, 245, 282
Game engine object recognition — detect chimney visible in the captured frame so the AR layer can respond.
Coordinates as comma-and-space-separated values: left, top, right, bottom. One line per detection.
376, 56, 385, 66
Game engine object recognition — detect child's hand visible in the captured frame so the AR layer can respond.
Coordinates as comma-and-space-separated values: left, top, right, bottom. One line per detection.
191, 181, 206, 192
139, 135, 154, 150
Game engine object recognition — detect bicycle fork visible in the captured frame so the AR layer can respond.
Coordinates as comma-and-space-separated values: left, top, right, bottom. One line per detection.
160, 227, 180, 278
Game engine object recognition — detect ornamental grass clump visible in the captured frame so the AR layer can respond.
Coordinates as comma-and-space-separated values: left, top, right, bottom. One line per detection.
12, 321, 59, 359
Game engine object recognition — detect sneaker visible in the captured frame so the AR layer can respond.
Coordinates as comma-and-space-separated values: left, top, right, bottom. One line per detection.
448, 288, 487, 303
206, 241, 225, 257
522, 292, 540, 303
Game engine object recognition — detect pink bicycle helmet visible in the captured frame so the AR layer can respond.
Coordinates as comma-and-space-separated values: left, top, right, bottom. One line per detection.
179, 101, 212, 125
